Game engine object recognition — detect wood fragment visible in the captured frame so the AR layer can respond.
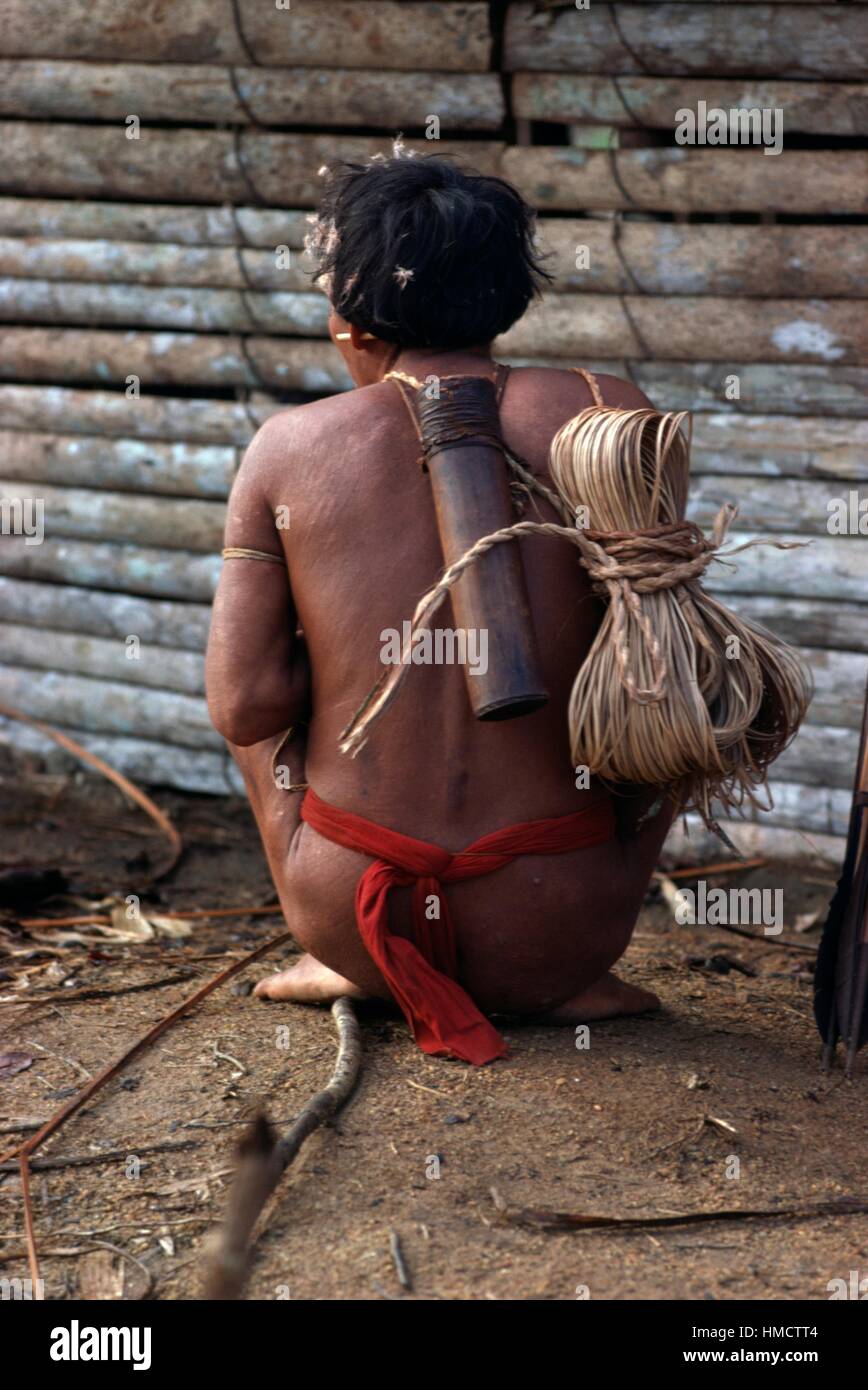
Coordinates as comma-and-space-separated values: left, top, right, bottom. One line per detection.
203, 998, 362, 1300
406, 1079, 445, 1098
13, 974, 197, 1006
656, 875, 819, 955
388, 1228, 413, 1292
490, 1188, 868, 1234
705, 1115, 738, 1136
0, 1117, 48, 1136
0, 1139, 199, 1174
21, 902, 280, 930
79, 1240, 153, 1300
657, 857, 767, 881
703, 921, 818, 956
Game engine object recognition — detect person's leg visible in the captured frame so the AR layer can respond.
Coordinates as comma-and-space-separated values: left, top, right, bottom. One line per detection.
533, 788, 677, 1024
533, 973, 661, 1024
227, 729, 370, 1003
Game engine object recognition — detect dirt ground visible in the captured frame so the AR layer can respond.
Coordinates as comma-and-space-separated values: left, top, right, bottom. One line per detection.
2, 769, 867, 1303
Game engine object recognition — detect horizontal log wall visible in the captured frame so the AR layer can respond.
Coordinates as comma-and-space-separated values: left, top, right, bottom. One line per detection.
0, 715, 243, 797
2, 221, 867, 297
0, 577, 212, 650
0, 125, 504, 205
6, 283, 868, 362
503, 5, 868, 78
0, 2, 492, 70
8, 332, 868, 418
502, 147, 868, 214
513, 75, 868, 136
0, 1, 864, 864
0, 62, 505, 128
0, 198, 311, 246
0, 122, 862, 212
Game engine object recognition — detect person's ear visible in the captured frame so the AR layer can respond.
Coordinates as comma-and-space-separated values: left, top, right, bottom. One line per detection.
346, 324, 376, 349
331, 314, 396, 384
333, 324, 373, 346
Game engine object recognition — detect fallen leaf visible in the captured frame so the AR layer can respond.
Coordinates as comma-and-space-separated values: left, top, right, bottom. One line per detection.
0, 1051, 34, 1081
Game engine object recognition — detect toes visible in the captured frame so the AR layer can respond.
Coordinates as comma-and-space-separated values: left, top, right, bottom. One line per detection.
617, 981, 661, 1013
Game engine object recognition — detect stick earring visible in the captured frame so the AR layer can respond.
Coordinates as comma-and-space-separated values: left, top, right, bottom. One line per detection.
335, 331, 376, 341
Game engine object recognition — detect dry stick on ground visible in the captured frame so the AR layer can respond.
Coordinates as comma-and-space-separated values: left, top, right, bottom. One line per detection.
0, 1138, 200, 1174
20, 903, 282, 930
204, 998, 362, 1301
15, 972, 201, 1006
389, 1228, 413, 1292
1, 927, 294, 1298
709, 921, 818, 955
657, 857, 767, 880
0, 702, 182, 880
490, 1188, 868, 1233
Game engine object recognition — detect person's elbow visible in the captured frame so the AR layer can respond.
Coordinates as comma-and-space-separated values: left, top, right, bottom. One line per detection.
206, 688, 291, 747
205, 634, 310, 746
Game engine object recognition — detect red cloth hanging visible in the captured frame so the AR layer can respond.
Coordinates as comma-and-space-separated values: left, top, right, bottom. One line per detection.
300, 787, 616, 1065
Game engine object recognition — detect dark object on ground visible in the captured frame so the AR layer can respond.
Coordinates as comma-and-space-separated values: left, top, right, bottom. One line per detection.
814, 673, 868, 1074
0, 867, 66, 910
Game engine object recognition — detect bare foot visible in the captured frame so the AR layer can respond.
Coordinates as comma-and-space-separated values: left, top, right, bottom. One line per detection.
534, 971, 661, 1025
254, 952, 367, 1004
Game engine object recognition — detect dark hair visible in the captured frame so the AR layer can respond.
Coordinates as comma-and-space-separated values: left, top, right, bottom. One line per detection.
307, 151, 551, 350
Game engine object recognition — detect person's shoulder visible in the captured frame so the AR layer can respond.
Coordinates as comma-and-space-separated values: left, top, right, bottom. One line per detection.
237, 389, 357, 470
508, 365, 656, 412
246, 391, 349, 450
235, 382, 404, 496
255, 382, 399, 445
586, 372, 656, 411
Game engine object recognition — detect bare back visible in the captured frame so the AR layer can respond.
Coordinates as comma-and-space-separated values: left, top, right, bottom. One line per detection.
268, 367, 643, 840
208, 364, 673, 1013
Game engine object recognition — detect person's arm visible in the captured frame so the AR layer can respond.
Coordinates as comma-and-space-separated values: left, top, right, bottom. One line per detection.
206, 420, 309, 747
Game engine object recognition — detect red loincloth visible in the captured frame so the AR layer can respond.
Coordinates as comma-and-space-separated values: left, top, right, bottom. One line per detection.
300, 787, 616, 1065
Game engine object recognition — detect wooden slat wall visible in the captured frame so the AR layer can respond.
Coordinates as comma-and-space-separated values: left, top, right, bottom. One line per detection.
0, 0, 865, 857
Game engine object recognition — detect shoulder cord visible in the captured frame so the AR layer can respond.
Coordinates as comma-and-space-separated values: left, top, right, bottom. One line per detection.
571, 366, 605, 407
387, 372, 426, 467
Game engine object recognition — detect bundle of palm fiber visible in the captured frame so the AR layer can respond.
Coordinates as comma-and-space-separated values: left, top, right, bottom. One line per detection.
340, 406, 811, 828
